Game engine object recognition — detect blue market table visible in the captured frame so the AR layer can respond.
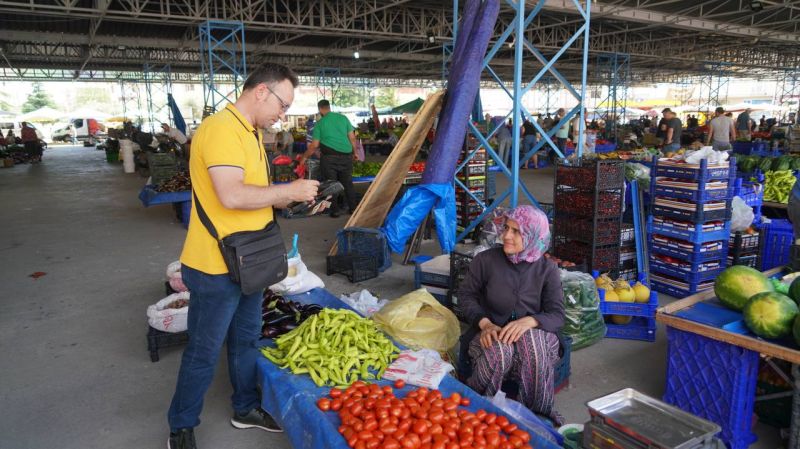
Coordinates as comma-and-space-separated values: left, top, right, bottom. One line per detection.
256, 287, 563, 449
138, 185, 191, 228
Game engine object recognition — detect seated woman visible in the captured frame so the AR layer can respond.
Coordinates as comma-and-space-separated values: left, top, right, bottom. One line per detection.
458, 205, 565, 424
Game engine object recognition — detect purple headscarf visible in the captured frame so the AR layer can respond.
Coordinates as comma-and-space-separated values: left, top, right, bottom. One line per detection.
503, 205, 550, 264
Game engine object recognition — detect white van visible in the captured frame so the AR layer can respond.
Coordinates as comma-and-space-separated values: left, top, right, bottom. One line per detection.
51, 118, 105, 144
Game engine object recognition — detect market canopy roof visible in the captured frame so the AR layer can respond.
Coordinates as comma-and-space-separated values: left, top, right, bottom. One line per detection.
17, 106, 63, 122
63, 107, 111, 120
391, 98, 424, 114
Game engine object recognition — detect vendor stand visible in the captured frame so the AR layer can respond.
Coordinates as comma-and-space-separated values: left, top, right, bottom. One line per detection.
256, 287, 563, 449
138, 184, 191, 227
656, 267, 800, 449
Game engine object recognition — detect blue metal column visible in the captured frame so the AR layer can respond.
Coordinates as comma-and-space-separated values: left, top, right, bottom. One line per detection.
315, 68, 341, 103
199, 21, 247, 113
455, 0, 591, 242
596, 53, 629, 141
143, 63, 172, 133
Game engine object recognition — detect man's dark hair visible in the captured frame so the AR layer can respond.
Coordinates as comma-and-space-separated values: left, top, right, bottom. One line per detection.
243, 63, 299, 91
661, 108, 672, 114
715, 107, 725, 114
318, 99, 331, 109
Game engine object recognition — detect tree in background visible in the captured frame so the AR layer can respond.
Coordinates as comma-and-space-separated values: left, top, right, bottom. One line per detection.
334, 88, 368, 108
375, 88, 398, 109
75, 86, 113, 111
22, 82, 56, 113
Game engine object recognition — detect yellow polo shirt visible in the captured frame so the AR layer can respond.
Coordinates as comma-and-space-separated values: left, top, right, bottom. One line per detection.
180, 103, 274, 274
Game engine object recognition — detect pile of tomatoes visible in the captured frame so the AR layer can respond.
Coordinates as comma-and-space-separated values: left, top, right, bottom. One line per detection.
409, 162, 426, 173
317, 380, 534, 449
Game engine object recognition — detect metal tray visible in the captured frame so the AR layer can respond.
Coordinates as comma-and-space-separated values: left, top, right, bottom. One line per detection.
586, 388, 721, 449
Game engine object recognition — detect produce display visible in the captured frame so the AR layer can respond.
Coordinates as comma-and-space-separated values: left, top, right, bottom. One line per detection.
714, 266, 774, 311
165, 298, 189, 309
261, 292, 323, 339
260, 308, 399, 387
596, 274, 651, 325
763, 170, 796, 204
742, 292, 799, 339
155, 171, 191, 193
560, 270, 606, 350
543, 253, 578, 269
353, 161, 384, 177
319, 381, 538, 449
737, 155, 800, 174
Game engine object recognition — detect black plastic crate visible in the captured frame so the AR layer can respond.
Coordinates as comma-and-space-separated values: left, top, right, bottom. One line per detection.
326, 254, 379, 282
552, 236, 621, 272
553, 214, 622, 246
555, 159, 625, 191
272, 164, 295, 183
147, 326, 189, 362
554, 186, 623, 219
729, 231, 760, 254
147, 152, 177, 167
448, 251, 475, 320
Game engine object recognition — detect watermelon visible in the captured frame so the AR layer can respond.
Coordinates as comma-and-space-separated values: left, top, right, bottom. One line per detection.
714, 266, 774, 311
792, 158, 800, 171
743, 292, 799, 339
770, 278, 790, 295
789, 277, 800, 304
759, 158, 773, 172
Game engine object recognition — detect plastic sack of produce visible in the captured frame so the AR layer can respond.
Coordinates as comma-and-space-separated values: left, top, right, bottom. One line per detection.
147, 291, 190, 333
339, 289, 387, 317
560, 270, 606, 350
383, 348, 454, 389
490, 390, 563, 446
269, 254, 324, 295
624, 162, 650, 193
166, 260, 188, 292
731, 196, 755, 232
372, 288, 460, 354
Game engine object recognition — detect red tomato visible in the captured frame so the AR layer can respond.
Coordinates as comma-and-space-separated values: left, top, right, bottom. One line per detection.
353, 420, 365, 432
347, 435, 359, 448
354, 440, 366, 449
446, 443, 460, 449
384, 438, 401, 449
443, 402, 458, 412
484, 413, 497, 424
432, 441, 446, 449
331, 398, 343, 411
394, 379, 406, 389
449, 392, 461, 404
390, 406, 403, 417
376, 408, 390, 420
511, 430, 530, 443
503, 424, 518, 434
429, 423, 443, 435
428, 409, 445, 423
373, 431, 385, 442
485, 432, 500, 448
495, 416, 509, 428
412, 419, 429, 435
398, 420, 412, 432
365, 438, 380, 449
317, 398, 331, 411
364, 420, 378, 431
400, 407, 412, 420
351, 403, 364, 416
460, 397, 470, 407
508, 436, 523, 448
382, 423, 398, 435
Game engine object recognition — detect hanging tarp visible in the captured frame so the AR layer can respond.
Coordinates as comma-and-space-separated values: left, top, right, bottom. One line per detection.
383, 184, 456, 254
390, 98, 424, 114
167, 94, 187, 135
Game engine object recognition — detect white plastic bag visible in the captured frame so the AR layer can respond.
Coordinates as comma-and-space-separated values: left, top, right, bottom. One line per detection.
731, 196, 755, 232
491, 390, 562, 445
338, 289, 388, 316
354, 139, 365, 162
166, 260, 188, 292
684, 147, 729, 164
147, 291, 190, 333
383, 349, 454, 389
269, 254, 324, 295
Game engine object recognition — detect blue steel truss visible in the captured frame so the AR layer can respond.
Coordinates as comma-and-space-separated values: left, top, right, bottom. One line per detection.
118, 79, 143, 125
143, 63, 172, 133
455, 0, 591, 242
199, 21, 247, 113
542, 75, 559, 117
315, 68, 341, 103
698, 62, 730, 117
775, 69, 799, 122
596, 53, 629, 140
442, 43, 454, 81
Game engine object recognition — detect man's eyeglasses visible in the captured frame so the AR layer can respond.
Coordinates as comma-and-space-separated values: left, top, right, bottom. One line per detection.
265, 85, 291, 113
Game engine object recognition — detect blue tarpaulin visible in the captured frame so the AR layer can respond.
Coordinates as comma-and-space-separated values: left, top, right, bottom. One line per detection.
383, 184, 456, 253
256, 287, 563, 449
167, 94, 186, 135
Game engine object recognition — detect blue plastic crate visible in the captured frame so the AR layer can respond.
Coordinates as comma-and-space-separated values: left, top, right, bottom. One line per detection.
649, 258, 724, 283
604, 316, 656, 342
652, 182, 731, 202
664, 327, 759, 449
732, 141, 753, 155
732, 178, 764, 209
759, 219, 794, 271
554, 335, 572, 392
336, 227, 392, 272
486, 170, 496, 199
650, 273, 715, 298
648, 218, 731, 244
598, 288, 658, 317
653, 158, 733, 182
414, 264, 450, 288
651, 200, 732, 223
649, 240, 727, 263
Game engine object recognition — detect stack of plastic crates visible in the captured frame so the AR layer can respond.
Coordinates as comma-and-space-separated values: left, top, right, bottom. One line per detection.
147, 152, 178, 186
617, 223, 637, 281
552, 159, 625, 272
596, 272, 659, 342
758, 218, 794, 270
455, 135, 488, 239
412, 254, 451, 306
728, 230, 761, 268
648, 158, 736, 298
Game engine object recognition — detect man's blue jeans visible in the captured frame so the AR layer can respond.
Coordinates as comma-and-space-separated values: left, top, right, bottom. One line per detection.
168, 265, 263, 431
664, 142, 681, 152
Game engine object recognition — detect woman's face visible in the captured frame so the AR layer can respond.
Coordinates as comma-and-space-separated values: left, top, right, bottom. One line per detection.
502, 218, 524, 255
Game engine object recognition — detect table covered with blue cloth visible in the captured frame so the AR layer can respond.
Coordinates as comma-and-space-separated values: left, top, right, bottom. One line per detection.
138, 185, 191, 227
256, 287, 563, 449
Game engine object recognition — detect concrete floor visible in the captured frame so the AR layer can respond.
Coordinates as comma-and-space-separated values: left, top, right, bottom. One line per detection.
0, 146, 782, 449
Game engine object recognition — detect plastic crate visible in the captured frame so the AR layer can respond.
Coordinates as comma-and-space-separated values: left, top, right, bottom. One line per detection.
336, 227, 391, 272
604, 316, 656, 342
664, 327, 759, 449
537, 202, 554, 220
732, 178, 764, 208
150, 165, 178, 186
732, 141, 753, 155
147, 325, 189, 362
759, 219, 794, 271
272, 164, 295, 183
456, 175, 486, 188
650, 273, 715, 298
553, 215, 622, 246
461, 162, 487, 176
651, 199, 732, 223
649, 258, 724, 283
648, 217, 731, 245
555, 187, 623, 219
414, 264, 450, 288
555, 159, 625, 191
727, 253, 759, 268
552, 236, 621, 272
554, 335, 572, 393
620, 223, 635, 246
486, 170, 496, 199
326, 254, 379, 282
653, 157, 733, 182
598, 287, 658, 317
147, 152, 177, 167
650, 238, 727, 263
653, 181, 731, 202
456, 201, 484, 215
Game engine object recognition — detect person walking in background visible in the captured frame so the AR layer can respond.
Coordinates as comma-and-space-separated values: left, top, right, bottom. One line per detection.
554, 108, 569, 158
661, 108, 683, 152
168, 62, 320, 449
737, 108, 753, 141
571, 109, 587, 154
706, 107, 736, 152
300, 99, 358, 218
521, 119, 538, 169
20, 122, 43, 163
493, 117, 512, 167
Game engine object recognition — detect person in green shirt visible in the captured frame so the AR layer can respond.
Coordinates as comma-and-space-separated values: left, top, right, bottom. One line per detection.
300, 99, 358, 217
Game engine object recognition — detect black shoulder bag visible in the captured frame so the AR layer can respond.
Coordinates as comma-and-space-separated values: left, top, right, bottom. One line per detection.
191, 109, 288, 294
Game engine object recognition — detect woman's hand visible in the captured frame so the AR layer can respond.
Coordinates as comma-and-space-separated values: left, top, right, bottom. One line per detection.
498, 316, 538, 344
478, 318, 502, 349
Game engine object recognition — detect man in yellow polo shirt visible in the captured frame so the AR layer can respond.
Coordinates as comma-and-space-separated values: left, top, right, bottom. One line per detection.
167, 63, 319, 449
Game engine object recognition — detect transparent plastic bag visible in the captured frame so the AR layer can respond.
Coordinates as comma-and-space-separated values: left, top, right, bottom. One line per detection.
490, 390, 563, 446
559, 270, 606, 350
372, 288, 460, 354
731, 196, 755, 232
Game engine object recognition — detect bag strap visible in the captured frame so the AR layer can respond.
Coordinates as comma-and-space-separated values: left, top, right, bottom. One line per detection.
192, 189, 220, 241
